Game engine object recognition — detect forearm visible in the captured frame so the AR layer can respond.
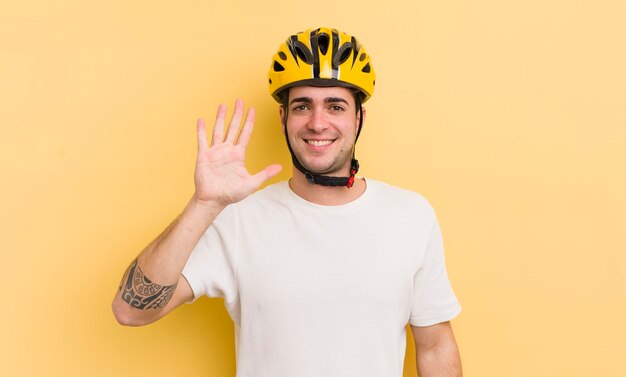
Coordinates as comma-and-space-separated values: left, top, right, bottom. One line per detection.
112, 196, 224, 324
415, 340, 462, 377
135, 196, 225, 283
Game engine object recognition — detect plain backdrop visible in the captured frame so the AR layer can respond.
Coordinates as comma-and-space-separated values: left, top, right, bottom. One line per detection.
1, 0, 625, 376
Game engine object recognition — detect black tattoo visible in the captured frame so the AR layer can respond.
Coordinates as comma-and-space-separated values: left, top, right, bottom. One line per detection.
120, 259, 177, 310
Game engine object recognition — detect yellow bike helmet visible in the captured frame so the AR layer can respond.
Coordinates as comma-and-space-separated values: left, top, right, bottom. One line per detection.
268, 27, 375, 103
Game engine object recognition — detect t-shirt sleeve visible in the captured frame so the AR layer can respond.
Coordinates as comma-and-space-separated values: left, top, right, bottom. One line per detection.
181, 207, 239, 317
409, 217, 461, 327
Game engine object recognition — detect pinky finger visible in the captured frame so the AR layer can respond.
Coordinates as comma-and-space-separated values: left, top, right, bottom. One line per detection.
197, 118, 208, 153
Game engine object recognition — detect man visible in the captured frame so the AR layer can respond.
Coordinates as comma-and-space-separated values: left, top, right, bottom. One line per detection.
113, 27, 462, 377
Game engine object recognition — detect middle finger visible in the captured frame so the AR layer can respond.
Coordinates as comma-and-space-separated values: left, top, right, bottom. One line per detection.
225, 99, 244, 143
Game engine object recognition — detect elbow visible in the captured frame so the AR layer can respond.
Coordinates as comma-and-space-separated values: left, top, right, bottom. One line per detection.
112, 309, 137, 327
111, 298, 154, 327
112, 301, 137, 327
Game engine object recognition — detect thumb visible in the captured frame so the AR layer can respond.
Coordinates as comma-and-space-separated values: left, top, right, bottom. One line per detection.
250, 164, 283, 189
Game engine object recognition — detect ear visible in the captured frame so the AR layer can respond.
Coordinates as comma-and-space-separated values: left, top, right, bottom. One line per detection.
279, 105, 286, 135
356, 106, 367, 133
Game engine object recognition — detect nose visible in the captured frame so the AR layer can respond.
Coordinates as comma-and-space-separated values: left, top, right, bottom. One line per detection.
307, 107, 328, 133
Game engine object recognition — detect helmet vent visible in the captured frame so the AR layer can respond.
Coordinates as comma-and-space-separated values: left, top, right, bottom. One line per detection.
318, 33, 330, 55
334, 42, 353, 66
278, 51, 287, 60
359, 53, 367, 62
361, 63, 371, 73
294, 41, 313, 64
273, 61, 285, 72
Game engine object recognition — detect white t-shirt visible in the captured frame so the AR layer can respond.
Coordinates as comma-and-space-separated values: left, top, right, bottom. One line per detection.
182, 179, 461, 377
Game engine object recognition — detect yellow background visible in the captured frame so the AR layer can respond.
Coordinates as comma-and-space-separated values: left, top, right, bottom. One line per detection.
2, 0, 625, 376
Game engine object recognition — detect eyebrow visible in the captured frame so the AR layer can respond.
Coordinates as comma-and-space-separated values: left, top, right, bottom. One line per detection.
289, 97, 350, 105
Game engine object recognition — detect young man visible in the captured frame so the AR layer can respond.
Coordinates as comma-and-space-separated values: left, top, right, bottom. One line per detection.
112, 27, 462, 377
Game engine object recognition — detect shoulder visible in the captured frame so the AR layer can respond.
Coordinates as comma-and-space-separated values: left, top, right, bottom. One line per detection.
224, 180, 289, 216
241, 180, 287, 206
367, 178, 436, 216
211, 181, 287, 224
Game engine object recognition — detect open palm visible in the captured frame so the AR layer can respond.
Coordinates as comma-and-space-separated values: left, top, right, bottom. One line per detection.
194, 99, 282, 206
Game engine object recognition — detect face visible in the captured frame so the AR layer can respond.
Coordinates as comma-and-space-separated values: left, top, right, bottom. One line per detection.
280, 86, 362, 176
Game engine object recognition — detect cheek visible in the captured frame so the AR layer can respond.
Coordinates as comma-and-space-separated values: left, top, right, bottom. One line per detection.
343, 119, 359, 137
286, 118, 306, 136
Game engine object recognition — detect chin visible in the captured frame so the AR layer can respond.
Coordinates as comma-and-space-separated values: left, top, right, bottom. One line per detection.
296, 152, 350, 175
303, 162, 346, 176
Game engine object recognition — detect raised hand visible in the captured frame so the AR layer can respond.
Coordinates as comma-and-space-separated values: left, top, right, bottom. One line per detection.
193, 99, 282, 207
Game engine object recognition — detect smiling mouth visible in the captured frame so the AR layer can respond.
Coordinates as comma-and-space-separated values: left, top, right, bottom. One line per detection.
305, 139, 334, 147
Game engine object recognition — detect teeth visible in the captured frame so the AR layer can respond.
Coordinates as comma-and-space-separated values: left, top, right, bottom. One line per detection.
307, 140, 333, 146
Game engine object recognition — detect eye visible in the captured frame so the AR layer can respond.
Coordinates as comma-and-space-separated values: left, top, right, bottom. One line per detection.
329, 105, 345, 111
292, 104, 310, 111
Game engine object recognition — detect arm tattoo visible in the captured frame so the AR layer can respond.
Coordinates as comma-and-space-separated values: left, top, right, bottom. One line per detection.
119, 259, 177, 310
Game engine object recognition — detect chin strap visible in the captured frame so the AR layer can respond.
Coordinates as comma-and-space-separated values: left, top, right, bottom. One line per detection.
282, 98, 363, 189
299, 158, 359, 188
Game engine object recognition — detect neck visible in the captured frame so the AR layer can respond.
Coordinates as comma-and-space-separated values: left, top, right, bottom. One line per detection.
289, 167, 367, 206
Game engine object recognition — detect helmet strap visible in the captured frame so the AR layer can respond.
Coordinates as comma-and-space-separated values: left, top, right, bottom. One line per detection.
282, 96, 363, 189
